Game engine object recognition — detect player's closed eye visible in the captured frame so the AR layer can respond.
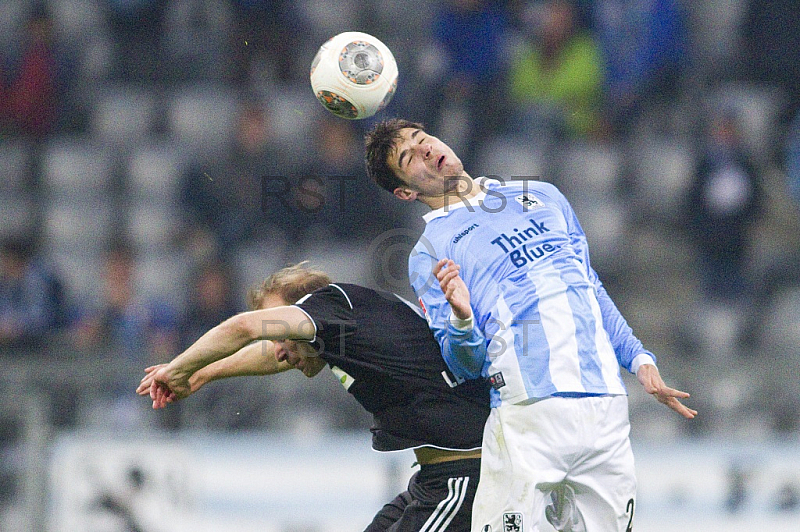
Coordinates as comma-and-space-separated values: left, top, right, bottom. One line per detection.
408, 138, 426, 166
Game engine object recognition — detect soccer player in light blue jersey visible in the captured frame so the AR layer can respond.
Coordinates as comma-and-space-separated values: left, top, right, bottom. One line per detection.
365, 119, 697, 532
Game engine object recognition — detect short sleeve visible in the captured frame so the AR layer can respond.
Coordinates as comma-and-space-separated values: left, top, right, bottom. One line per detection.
293, 284, 354, 346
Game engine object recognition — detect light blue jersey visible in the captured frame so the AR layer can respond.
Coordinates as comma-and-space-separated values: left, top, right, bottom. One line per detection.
410, 179, 656, 407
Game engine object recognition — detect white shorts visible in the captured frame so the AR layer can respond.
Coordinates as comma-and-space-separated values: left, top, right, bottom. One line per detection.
471, 395, 636, 532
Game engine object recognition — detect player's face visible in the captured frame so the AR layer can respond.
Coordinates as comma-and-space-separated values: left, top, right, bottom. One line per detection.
259, 294, 326, 377
273, 339, 325, 377
388, 128, 466, 200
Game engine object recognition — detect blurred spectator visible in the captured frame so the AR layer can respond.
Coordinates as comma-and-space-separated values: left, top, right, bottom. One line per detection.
0, 5, 61, 138
590, 0, 689, 136
105, 0, 164, 82
775, 482, 800, 512
288, 117, 406, 243
175, 258, 264, 430
742, 0, 800, 117
0, 237, 67, 348
230, 0, 311, 86
180, 100, 284, 251
162, 0, 235, 82
785, 108, 800, 209
686, 109, 764, 305
179, 259, 241, 349
724, 464, 748, 513
507, 0, 604, 140
70, 240, 179, 365
429, 0, 511, 168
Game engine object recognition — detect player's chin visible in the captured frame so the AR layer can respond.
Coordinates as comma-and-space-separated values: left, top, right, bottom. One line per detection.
301, 362, 325, 378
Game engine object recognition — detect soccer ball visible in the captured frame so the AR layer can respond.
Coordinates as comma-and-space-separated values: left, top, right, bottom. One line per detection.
310, 31, 398, 120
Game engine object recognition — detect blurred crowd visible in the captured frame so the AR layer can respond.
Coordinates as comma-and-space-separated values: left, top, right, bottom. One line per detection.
1, 0, 800, 439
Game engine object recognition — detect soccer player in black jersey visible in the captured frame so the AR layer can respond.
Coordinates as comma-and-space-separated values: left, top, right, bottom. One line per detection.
138, 263, 489, 531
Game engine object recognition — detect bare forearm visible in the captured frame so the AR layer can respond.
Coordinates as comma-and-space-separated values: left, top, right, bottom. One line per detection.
167, 307, 313, 376
168, 316, 256, 376
191, 340, 291, 388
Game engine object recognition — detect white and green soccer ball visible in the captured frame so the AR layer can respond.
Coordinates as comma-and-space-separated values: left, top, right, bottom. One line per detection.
310, 31, 398, 120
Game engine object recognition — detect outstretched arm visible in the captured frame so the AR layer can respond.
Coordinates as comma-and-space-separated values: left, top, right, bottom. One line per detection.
636, 364, 697, 419
145, 306, 314, 403
138, 340, 294, 408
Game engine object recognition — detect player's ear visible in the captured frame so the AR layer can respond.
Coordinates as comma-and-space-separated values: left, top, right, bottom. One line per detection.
393, 187, 417, 202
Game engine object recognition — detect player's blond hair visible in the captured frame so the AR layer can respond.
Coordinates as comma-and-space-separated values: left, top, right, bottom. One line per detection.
246, 262, 331, 310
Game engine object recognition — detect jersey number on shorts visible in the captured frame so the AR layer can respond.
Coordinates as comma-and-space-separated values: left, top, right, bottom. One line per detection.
625, 498, 635, 532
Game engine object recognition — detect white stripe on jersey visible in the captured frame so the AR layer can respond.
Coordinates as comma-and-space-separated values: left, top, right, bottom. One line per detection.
588, 285, 628, 393
419, 476, 469, 532
486, 291, 527, 406
532, 263, 585, 392
328, 283, 353, 309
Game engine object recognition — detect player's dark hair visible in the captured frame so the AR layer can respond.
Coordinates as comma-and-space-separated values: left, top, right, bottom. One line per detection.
364, 118, 424, 193
247, 262, 331, 310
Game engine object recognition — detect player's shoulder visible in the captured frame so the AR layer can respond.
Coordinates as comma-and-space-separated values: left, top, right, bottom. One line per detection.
314, 283, 366, 305
492, 177, 560, 195
320, 283, 398, 308
297, 283, 355, 306
317, 283, 423, 319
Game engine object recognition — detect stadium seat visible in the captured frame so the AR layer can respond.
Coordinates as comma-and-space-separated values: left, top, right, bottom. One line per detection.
0, 139, 32, 196
0, 0, 27, 52
474, 135, 548, 182
758, 286, 800, 353
167, 85, 239, 157
0, 198, 36, 241
41, 138, 115, 201
47, 0, 105, 43
125, 141, 186, 206
134, 251, 189, 310
629, 137, 695, 221
266, 84, 325, 154
91, 85, 158, 146
556, 141, 622, 198
293, 240, 372, 287
232, 236, 291, 296
42, 200, 115, 253
570, 198, 627, 276
124, 203, 182, 253
45, 248, 103, 305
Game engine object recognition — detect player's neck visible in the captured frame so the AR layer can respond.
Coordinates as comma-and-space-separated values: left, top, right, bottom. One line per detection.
423, 174, 480, 210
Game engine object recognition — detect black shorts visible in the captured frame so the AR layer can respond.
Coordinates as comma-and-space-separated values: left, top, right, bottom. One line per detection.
364, 457, 480, 532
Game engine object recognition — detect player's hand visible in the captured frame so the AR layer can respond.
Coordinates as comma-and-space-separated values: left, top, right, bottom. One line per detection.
149, 364, 192, 409
136, 364, 166, 396
434, 258, 472, 321
636, 364, 697, 419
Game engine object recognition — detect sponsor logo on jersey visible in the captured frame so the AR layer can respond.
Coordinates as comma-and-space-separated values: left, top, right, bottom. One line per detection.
481, 526, 492, 532
418, 297, 432, 326
330, 366, 355, 390
503, 512, 523, 532
515, 194, 544, 209
489, 372, 506, 390
490, 218, 559, 269
453, 223, 480, 244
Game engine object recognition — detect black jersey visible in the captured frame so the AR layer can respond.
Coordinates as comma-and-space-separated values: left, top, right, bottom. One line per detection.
294, 283, 490, 452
